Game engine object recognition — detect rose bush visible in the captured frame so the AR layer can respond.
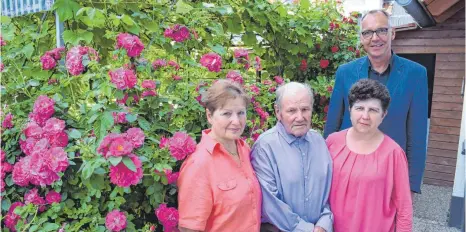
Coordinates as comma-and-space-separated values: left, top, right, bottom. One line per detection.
1, 0, 359, 230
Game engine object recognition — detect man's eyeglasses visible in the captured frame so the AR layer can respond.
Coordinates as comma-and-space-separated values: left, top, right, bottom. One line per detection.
361, 28, 389, 39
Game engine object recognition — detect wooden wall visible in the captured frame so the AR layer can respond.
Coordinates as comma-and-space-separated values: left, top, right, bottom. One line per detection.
392, 9, 465, 186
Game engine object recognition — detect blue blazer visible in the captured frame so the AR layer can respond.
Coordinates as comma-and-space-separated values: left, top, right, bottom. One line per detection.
323, 54, 428, 193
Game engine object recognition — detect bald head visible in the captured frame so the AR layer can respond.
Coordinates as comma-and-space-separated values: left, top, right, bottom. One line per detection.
275, 82, 314, 110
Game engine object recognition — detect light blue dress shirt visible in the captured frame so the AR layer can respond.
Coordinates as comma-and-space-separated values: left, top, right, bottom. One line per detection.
251, 122, 333, 232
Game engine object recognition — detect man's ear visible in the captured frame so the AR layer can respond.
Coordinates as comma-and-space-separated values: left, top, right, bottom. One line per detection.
391, 29, 396, 41
274, 104, 281, 121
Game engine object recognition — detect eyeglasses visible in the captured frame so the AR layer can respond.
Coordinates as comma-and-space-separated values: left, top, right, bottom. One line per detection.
361, 28, 389, 39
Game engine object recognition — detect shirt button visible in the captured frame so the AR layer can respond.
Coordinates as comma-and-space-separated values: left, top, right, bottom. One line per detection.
305, 176, 308, 179
301, 153, 305, 156
305, 198, 309, 201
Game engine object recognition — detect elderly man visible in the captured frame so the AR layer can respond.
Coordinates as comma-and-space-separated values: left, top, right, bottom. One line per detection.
251, 82, 333, 232
324, 9, 428, 194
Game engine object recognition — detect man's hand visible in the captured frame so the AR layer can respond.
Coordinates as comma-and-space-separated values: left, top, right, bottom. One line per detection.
313, 226, 326, 232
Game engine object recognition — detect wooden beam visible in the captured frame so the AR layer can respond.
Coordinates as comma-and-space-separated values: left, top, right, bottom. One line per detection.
424, 177, 453, 186
428, 141, 460, 151
426, 163, 457, 174
395, 30, 465, 39
431, 102, 463, 111
429, 125, 461, 135
424, 170, 455, 181
424, 0, 436, 5
434, 70, 465, 78
426, 155, 457, 166
435, 61, 465, 71
393, 46, 465, 54
436, 54, 465, 62
434, 78, 464, 87
434, 1, 465, 23
433, 86, 463, 95
427, 0, 460, 17
392, 38, 464, 46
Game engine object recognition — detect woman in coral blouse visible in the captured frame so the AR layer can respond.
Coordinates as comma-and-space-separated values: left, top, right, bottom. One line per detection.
177, 79, 262, 232
326, 79, 412, 232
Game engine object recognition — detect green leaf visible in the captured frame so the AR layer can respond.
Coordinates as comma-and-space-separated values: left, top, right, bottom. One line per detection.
29, 225, 39, 232
28, 80, 40, 87
43, 222, 59, 231
300, 0, 310, 9
226, 14, 243, 33
138, 117, 151, 131
125, 113, 137, 123
21, 43, 34, 59
100, 111, 114, 136
175, 0, 193, 14
1, 16, 11, 24
122, 156, 137, 172
68, 129, 82, 139
88, 114, 99, 124
53, 0, 81, 22
90, 174, 105, 190
108, 156, 122, 166
63, 30, 93, 45
209, 44, 226, 55
82, 161, 96, 180
121, 15, 134, 26
242, 31, 257, 45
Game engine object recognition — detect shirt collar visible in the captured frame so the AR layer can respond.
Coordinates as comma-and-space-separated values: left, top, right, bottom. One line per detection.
276, 121, 309, 144
368, 51, 395, 75
199, 129, 245, 155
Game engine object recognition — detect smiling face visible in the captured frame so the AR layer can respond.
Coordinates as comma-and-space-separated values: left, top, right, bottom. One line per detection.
275, 90, 313, 137
360, 12, 395, 60
349, 98, 386, 134
207, 97, 247, 143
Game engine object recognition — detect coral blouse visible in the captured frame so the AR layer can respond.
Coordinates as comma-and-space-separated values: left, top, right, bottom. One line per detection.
178, 129, 262, 231
326, 130, 413, 232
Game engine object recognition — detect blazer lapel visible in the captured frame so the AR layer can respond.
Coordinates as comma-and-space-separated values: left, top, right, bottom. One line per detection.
357, 57, 370, 81
386, 54, 405, 92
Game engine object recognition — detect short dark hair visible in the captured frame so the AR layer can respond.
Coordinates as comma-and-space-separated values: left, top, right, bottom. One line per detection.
348, 79, 391, 112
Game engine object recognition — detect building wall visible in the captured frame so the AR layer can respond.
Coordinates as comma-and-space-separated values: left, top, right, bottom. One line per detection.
392, 9, 465, 186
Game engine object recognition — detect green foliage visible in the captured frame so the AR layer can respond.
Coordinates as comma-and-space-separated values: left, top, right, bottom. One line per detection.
0, 0, 361, 230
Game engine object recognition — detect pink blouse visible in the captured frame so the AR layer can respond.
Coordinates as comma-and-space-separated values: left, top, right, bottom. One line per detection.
326, 130, 413, 232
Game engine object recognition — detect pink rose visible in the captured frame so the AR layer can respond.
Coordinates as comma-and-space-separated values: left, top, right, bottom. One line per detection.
30, 138, 50, 157
116, 33, 145, 57
331, 46, 339, 53
45, 47, 65, 60
44, 147, 69, 173
142, 90, 157, 97
24, 121, 44, 139
152, 59, 167, 70
31, 95, 55, 125
254, 56, 262, 71
105, 210, 127, 232
66, 46, 99, 76
40, 54, 57, 70
124, 127, 145, 148
200, 53, 222, 72
19, 137, 37, 156
164, 24, 190, 42
165, 170, 179, 184
0, 63, 4, 72
274, 76, 284, 85
43, 117, 65, 134
2, 113, 13, 128
141, 80, 156, 89
109, 68, 137, 90
0, 149, 5, 162
155, 204, 179, 231
0, 36, 6, 46
234, 49, 250, 69
97, 133, 121, 158
46, 131, 68, 148
226, 70, 244, 85
2, 162, 13, 173
109, 137, 134, 157
250, 85, 260, 95
172, 75, 182, 81
168, 61, 180, 70
300, 59, 307, 71
159, 136, 169, 149
109, 154, 143, 187
168, 132, 196, 161
112, 112, 128, 124
12, 156, 32, 186
45, 190, 62, 204
24, 188, 46, 212
5, 202, 24, 231
320, 59, 330, 69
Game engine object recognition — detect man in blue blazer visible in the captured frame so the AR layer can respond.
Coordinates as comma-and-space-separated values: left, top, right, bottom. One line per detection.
323, 9, 428, 193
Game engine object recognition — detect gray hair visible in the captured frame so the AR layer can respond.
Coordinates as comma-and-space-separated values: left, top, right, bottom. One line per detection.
275, 82, 314, 110
359, 9, 392, 34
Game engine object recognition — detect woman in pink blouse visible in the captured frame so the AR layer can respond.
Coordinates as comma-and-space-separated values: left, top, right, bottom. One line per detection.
326, 79, 412, 232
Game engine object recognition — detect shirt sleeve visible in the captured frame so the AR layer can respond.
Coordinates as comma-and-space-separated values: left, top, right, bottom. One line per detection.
406, 67, 428, 193
177, 157, 213, 231
316, 161, 334, 232
251, 144, 316, 232
392, 148, 413, 232
324, 67, 346, 139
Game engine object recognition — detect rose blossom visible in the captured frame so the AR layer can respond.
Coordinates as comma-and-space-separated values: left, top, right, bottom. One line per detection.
2, 113, 13, 128
168, 132, 196, 160
331, 46, 339, 53
105, 210, 127, 232
274, 76, 284, 85
155, 203, 179, 231
168, 60, 180, 70
159, 137, 169, 149
152, 59, 167, 70
226, 70, 244, 85
109, 137, 134, 157
109, 154, 143, 187
142, 90, 157, 97
320, 59, 330, 69
43, 117, 65, 134
112, 112, 128, 124
254, 56, 262, 71
40, 54, 57, 70
45, 190, 62, 204
46, 131, 68, 148
116, 33, 145, 57
32, 95, 55, 125
172, 75, 182, 81
66, 46, 99, 76
43, 147, 69, 173
124, 127, 145, 148
300, 59, 307, 71
109, 68, 137, 90
164, 24, 190, 42
200, 53, 222, 72
165, 169, 179, 184
97, 133, 121, 158
24, 188, 46, 212
142, 80, 156, 89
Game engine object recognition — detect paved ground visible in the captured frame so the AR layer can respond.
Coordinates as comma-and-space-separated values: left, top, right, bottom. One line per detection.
413, 184, 461, 232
